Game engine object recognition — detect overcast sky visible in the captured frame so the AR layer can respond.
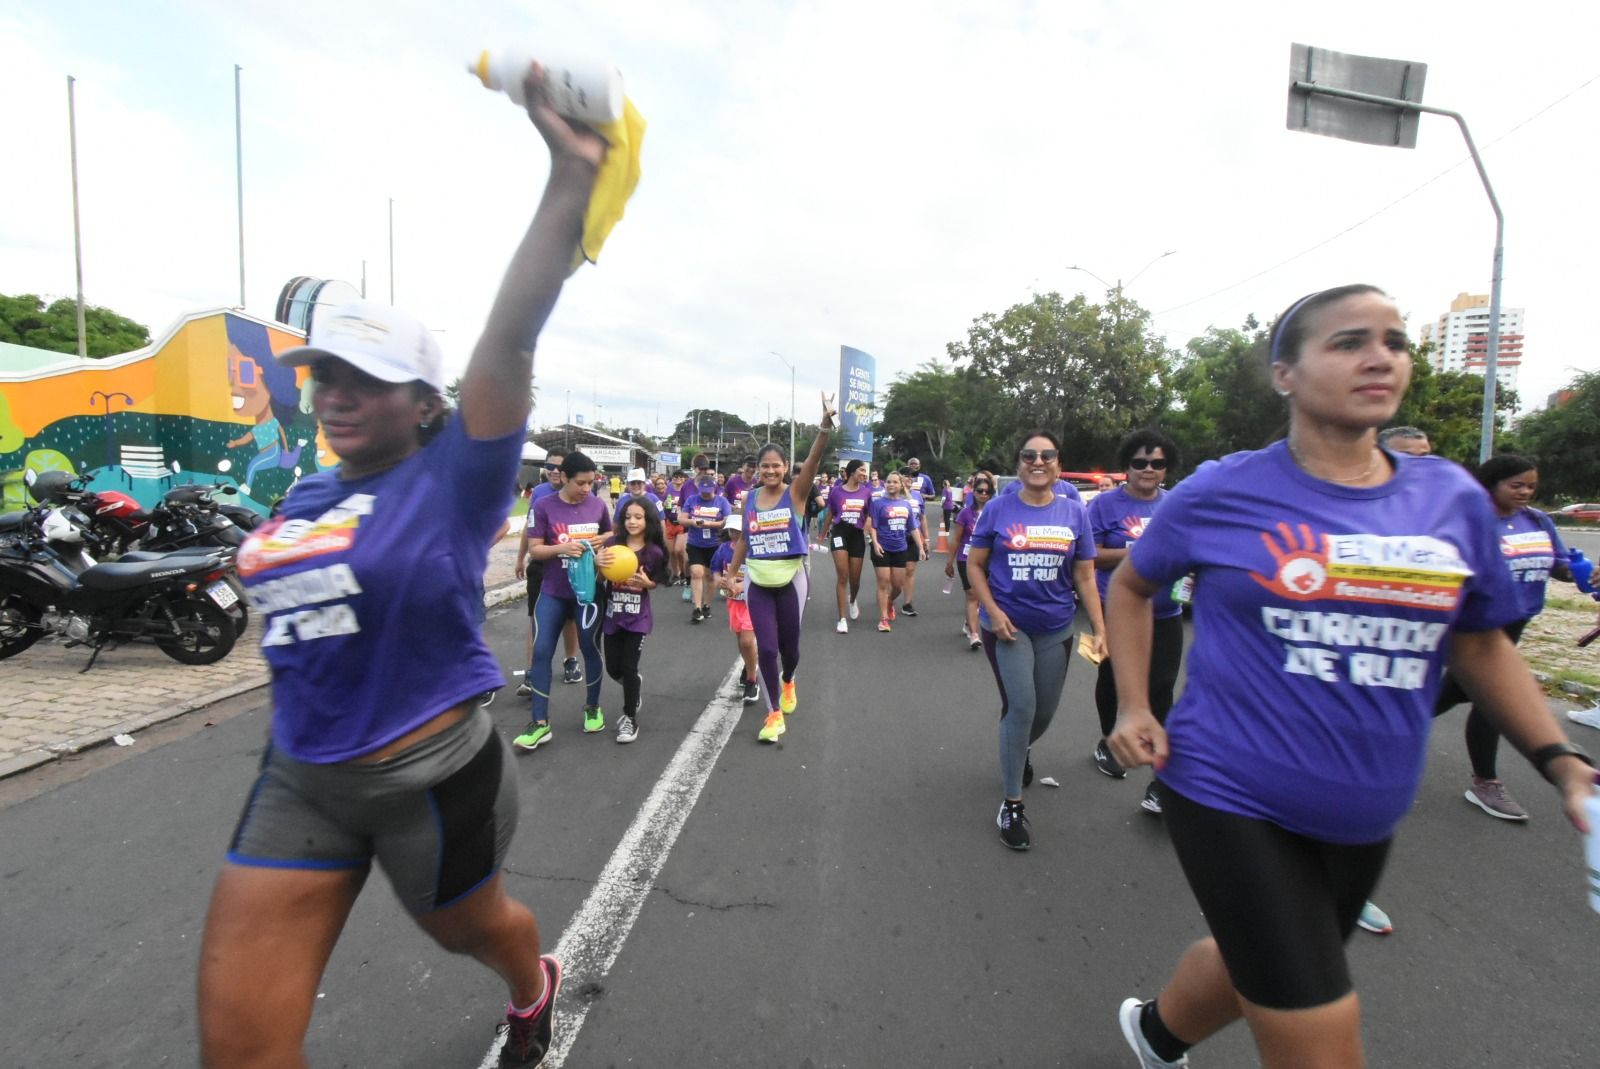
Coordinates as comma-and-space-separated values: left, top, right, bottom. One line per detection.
5, 1, 1597, 440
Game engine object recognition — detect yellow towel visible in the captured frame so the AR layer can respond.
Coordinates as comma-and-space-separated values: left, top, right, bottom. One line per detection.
570, 97, 646, 275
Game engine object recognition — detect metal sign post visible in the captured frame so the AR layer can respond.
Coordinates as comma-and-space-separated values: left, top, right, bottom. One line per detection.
1287, 43, 1504, 462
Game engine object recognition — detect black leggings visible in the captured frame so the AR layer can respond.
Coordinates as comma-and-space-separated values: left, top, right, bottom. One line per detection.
1095, 612, 1184, 737
1163, 786, 1390, 1010
1433, 617, 1528, 779
602, 630, 644, 717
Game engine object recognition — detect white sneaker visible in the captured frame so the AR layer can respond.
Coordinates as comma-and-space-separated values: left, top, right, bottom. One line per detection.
1118, 998, 1188, 1067
848, 599, 859, 621
836, 618, 849, 634
1567, 705, 1600, 731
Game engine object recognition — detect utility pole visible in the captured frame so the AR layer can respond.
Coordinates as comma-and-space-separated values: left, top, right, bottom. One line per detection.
66, 76, 87, 358
235, 65, 246, 308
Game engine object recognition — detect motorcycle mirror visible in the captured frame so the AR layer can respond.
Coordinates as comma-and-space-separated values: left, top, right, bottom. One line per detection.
23, 470, 36, 486
216, 459, 232, 473
171, 461, 183, 473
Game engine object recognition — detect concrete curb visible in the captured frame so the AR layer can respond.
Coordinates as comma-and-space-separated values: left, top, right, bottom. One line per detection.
1, 579, 530, 782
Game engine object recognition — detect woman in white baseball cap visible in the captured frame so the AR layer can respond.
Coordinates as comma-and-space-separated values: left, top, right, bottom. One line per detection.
198, 66, 604, 1068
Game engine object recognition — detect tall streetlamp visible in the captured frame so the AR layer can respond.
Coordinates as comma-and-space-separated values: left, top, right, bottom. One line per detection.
1285, 42, 1502, 461
1066, 249, 1177, 305
768, 351, 796, 465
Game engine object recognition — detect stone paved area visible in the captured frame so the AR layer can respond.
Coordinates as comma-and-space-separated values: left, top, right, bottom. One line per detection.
0, 526, 527, 780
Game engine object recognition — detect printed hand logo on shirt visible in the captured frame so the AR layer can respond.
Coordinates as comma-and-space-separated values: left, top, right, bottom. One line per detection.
1250, 522, 1468, 611
1004, 523, 1076, 552
1122, 515, 1148, 541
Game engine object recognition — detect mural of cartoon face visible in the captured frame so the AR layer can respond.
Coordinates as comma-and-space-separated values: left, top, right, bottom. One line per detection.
228, 346, 272, 421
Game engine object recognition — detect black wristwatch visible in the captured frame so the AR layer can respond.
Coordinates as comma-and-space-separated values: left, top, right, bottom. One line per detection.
1528, 741, 1595, 784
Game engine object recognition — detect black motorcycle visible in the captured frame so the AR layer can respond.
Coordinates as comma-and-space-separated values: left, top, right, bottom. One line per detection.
0, 504, 239, 670
27, 471, 251, 637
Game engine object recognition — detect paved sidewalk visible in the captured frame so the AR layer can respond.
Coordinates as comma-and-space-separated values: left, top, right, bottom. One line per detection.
0, 530, 528, 780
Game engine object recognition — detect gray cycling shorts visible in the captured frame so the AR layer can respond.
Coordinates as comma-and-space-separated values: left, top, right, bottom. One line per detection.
226, 708, 519, 914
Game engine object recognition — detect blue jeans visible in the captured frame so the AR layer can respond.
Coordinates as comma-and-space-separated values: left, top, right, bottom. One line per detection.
529, 593, 601, 723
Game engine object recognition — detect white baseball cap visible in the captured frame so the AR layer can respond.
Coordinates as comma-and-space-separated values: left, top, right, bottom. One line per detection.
627, 468, 647, 483
724, 511, 744, 532
276, 299, 446, 392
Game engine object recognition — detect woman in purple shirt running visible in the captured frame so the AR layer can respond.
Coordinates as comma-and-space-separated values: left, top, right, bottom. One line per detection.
1104, 284, 1594, 1069
200, 67, 601, 1067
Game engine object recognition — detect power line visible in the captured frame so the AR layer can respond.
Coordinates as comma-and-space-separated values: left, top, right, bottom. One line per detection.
1154, 70, 1600, 319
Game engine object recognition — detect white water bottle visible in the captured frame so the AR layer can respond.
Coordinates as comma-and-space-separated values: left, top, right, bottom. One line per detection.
467, 50, 624, 124
942, 575, 954, 595
1586, 773, 1600, 916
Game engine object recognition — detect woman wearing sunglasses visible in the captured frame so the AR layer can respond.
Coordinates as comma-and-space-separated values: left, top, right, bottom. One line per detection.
946, 473, 996, 650
967, 432, 1107, 850
1104, 284, 1594, 1069
1086, 429, 1183, 815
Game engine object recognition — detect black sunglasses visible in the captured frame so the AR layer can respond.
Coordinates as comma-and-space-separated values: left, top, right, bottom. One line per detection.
973, 486, 994, 495
1128, 458, 1168, 471
1018, 449, 1059, 463
543, 463, 561, 471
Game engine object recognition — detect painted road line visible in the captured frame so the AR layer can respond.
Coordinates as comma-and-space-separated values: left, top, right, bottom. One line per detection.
477, 659, 747, 1068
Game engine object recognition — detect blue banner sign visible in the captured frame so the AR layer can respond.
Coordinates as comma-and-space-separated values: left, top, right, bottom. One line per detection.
838, 346, 876, 465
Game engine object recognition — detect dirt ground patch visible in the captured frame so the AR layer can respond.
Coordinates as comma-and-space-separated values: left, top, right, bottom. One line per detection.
1521, 592, 1600, 696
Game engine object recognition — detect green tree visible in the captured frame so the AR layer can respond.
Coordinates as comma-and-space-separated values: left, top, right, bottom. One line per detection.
0, 292, 150, 357
1389, 348, 1515, 465
877, 360, 975, 475
1506, 371, 1600, 499
669, 409, 749, 444
1163, 321, 1283, 473
945, 290, 1172, 470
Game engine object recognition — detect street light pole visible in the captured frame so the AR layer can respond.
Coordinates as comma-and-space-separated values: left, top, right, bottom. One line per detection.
769, 351, 796, 465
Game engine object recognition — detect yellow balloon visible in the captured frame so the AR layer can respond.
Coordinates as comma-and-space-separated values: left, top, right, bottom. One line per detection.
600, 544, 639, 583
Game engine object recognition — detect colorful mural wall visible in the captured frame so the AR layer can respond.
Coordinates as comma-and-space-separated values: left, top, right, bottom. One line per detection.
0, 309, 336, 514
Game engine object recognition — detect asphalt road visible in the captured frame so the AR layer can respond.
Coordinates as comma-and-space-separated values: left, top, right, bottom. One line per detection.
2, 567, 1597, 1067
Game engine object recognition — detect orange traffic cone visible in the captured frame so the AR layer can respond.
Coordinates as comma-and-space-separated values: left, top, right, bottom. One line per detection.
936, 524, 949, 554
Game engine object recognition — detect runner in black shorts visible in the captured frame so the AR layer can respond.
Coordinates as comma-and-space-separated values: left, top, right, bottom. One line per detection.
823, 460, 873, 633
1104, 284, 1595, 1069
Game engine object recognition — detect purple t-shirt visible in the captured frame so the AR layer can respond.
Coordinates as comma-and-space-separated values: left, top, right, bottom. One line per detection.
724, 473, 751, 508
744, 485, 806, 559
1127, 444, 1522, 844
868, 495, 916, 552
1001, 478, 1083, 502
906, 471, 935, 498
239, 416, 520, 763
531, 481, 559, 505
953, 504, 980, 562
827, 483, 872, 530
710, 540, 748, 602
603, 542, 666, 635
942, 488, 954, 511
969, 490, 1096, 634
1087, 486, 1181, 619
907, 491, 928, 537
1497, 507, 1566, 620
684, 493, 731, 548
530, 491, 612, 600
614, 490, 664, 526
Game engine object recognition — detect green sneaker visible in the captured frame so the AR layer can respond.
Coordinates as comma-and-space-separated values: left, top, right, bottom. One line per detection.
583, 705, 605, 733
513, 722, 552, 752
758, 710, 786, 743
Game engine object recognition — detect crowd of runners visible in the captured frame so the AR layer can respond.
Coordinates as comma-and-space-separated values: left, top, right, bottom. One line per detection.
201, 66, 1597, 1069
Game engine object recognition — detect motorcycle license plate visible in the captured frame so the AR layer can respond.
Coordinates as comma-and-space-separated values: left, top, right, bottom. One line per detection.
207, 581, 239, 609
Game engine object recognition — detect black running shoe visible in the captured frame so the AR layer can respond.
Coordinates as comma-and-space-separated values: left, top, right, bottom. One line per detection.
562, 658, 582, 685
691, 606, 704, 624
997, 800, 1031, 850
478, 689, 498, 709
498, 954, 562, 1066
742, 678, 760, 704
901, 602, 918, 617
1141, 781, 1163, 816
1093, 739, 1127, 779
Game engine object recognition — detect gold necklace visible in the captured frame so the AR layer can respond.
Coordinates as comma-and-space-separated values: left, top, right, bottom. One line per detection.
1287, 440, 1380, 485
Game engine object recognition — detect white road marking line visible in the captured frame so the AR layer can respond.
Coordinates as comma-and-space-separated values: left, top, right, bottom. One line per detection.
478, 659, 747, 1068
